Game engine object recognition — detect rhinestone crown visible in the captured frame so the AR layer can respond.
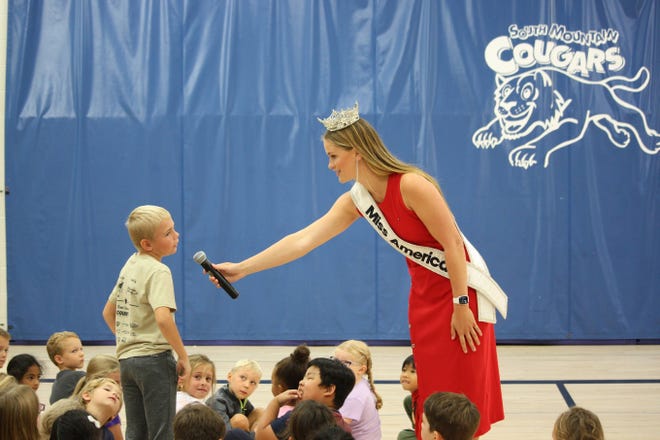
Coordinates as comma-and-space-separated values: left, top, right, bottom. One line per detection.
317, 101, 360, 131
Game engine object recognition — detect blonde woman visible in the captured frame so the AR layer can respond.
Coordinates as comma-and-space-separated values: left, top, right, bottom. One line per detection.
209, 103, 504, 438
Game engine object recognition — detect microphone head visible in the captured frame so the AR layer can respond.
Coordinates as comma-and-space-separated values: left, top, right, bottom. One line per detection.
193, 251, 207, 264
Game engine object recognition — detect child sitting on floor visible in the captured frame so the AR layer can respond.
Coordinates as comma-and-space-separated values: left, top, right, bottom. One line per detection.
397, 354, 417, 440
177, 354, 216, 412
206, 359, 264, 433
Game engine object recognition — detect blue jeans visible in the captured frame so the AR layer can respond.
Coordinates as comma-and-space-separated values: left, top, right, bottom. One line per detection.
120, 350, 177, 440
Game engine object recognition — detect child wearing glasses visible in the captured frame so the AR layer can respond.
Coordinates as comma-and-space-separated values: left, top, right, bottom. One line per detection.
332, 340, 382, 440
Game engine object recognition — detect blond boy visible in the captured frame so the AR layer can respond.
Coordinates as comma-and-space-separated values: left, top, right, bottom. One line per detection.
103, 205, 190, 440
206, 359, 264, 432
0, 328, 10, 369
47, 330, 85, 404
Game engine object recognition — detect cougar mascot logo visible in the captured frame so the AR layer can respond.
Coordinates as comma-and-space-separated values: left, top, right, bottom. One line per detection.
472, 67, 660, 168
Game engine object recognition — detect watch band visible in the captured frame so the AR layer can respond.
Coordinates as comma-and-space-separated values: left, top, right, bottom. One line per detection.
453, 295, 469, 305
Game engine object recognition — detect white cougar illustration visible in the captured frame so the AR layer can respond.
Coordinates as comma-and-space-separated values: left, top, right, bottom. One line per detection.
472, 67, 660, 168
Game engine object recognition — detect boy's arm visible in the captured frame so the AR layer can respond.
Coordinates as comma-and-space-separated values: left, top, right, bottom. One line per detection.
154, 306, 190, 378
102, 301, 117, 334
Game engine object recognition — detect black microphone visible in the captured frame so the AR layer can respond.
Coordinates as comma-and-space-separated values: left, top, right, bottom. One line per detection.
193, 251, 239, 299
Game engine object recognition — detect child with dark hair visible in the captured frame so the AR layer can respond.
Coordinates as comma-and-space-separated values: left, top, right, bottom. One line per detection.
398, 354, 417, 440
270, 344, 310, 416
7, 353, 44, 412
50, 409, 103, 440
286, 400, 336, 440
252, 357, 355, 440
312, 425, 355, 440
7, 353, 43, 392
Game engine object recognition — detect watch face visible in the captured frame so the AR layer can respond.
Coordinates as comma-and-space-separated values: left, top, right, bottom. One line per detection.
459, 296, 469, 305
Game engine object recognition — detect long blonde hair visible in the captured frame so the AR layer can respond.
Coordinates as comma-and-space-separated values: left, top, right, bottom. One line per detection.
336, 339, 383, 410
0, 384, 40, 440
323, 118, 443, 195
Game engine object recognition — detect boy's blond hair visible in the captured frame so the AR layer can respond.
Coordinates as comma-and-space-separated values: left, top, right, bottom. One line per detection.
231, 359, 263, 378
0, 328, 10, 340
46, 331, 81, 365
125, 205, 172, 251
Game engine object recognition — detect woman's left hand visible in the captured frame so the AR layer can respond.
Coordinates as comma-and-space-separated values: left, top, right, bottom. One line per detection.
451, 306, 482, 354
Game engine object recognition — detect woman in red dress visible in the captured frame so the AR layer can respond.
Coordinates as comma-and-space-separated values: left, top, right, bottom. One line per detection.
212, 103, 504, 438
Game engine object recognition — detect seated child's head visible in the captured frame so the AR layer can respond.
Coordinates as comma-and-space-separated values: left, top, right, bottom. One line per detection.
50, 409, 103, 440
311, 424, 355, 440
422, 392, 480, 440
227, 359, 262, 401
73, 354, 120, 396
126, 205, 177, 255
0, 374, 18, 391
400, 354, 417, 393
0, 328, 10, 369
300, 358, 355, 410
174, 403, 226, 440
286, 399, 337, 440
333, 340, 372, 380
271, 344, 310, 396
178, 354, 216, 400
46, 331, 84, 371
77, 377, 123, 425
553, 406, 604, 440
7, 353, 43, 391
0, 383, 41, 439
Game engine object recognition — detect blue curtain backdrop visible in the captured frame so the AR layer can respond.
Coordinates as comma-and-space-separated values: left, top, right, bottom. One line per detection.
5, 0, 659, 342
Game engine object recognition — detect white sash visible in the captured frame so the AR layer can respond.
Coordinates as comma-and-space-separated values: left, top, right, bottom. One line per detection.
350, 182, 508, 323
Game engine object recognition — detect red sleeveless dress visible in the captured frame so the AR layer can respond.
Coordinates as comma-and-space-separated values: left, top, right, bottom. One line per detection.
378, 173, 504, 437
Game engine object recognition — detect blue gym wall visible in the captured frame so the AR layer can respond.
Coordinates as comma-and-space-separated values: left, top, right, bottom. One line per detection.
5, 0, 659, 342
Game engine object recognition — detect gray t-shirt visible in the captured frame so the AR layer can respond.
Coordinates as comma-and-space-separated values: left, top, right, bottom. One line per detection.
49, 369, 86, 404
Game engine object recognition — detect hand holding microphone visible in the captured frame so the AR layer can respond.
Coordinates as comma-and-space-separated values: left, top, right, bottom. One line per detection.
193, 251, 240, 299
